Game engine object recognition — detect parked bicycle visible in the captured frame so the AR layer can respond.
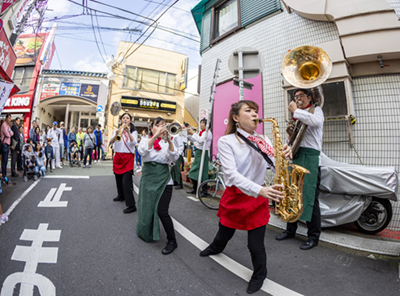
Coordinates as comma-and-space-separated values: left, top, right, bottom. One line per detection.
197, 156, 226, 210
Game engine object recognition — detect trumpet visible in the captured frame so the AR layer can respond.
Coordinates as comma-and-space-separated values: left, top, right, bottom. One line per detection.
115, 123, 127, 142
166, 122, 182, 138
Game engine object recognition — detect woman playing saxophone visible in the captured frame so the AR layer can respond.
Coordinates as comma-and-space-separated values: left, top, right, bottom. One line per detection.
199, 100, 292, 294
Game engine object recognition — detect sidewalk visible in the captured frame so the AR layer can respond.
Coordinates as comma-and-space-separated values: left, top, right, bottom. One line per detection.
181, 180, 400, 257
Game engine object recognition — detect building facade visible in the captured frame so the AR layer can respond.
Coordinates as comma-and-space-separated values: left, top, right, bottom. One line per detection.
106, 41, 187, 139
192, 0, 400, 231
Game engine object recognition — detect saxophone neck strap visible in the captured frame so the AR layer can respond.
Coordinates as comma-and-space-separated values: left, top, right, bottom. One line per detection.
237, 132, 275, 169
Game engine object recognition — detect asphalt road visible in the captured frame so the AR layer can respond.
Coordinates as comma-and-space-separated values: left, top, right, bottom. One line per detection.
0, 161, 399, 296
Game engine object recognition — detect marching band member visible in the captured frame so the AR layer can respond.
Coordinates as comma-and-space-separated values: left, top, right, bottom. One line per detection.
199, 100, 292, 294
136, 117, 180, 255
275, 88, 324, 250
170, 126, 184, 190
109, 113, 137, 214
186, 119, 212, 195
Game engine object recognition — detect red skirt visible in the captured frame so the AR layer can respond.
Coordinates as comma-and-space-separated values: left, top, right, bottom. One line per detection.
217, 186, 270, 231
113, 152, 134, 174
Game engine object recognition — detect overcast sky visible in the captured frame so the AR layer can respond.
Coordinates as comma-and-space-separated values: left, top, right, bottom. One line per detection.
40, 0, 201, 95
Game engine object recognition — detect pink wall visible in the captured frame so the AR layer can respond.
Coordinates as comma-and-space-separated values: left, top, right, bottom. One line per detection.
211, 74, 264, 157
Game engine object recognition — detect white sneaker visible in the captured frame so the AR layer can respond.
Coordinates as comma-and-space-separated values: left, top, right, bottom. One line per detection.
88, 165, 91, 168
57, 166, 62, 169
82, 164, 86, 168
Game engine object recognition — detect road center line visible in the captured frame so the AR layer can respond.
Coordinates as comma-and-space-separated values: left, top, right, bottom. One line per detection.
5, 180, 41, 216
186, 195, 199, 202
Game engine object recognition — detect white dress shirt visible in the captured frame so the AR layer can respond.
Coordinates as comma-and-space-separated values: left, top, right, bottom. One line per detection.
218, 128, 275, 198
112, 130, 137, 153
173, 135, 184, 156
293, 106, 324, 151
138, 137, 180, 185
47, 128, 61, 147
188, 130, 212, 150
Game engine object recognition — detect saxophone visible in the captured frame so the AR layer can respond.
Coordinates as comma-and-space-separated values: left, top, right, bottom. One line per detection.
258, 118, 310, 223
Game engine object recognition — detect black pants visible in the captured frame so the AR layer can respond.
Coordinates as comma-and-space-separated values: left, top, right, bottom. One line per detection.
115, 171, 136, 207
84, 148, 93, 165
157, 185, 176, 242
46, 158, 52, 171
95, 144, 102, 160
286, 167, 322, 241
1, 143, 10, 178
17, 150, 22, 171
11, 149, 18, 174
208, 223, 267, 284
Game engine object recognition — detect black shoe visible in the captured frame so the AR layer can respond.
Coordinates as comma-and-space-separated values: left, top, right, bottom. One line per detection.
199, 246, 220, 257
123, 206, 137, 214
300, 240, 318, 250
200, 192, 208, 198
246, 279, 263, 294
11, 173, 19, 177
113, 197, 124, 202
50, 169, 53, 173
275, 232, 295, 241
175, 184, 183, 189
162, 241, 177, 255
186, 189, 196, 194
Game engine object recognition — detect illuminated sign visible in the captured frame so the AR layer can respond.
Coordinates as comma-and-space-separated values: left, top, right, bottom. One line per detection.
79, 84, 99, 102
59, 82, 80, 96
121, 96, 177, 113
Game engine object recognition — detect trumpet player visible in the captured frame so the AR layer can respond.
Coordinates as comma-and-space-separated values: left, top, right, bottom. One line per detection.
200, 100, 292, 294
186, 119, 212, 196
136, 117, 180, 255
275, 88, 324, 250
109, 113, 138, 214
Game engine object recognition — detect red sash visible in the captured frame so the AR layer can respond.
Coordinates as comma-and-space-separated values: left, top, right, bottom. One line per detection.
113, 152, 134, 174
217, 186, 270, 230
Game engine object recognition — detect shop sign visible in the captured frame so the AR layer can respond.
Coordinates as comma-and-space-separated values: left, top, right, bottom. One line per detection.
0, 80, 15, 114
40, 81, 60, 100
13, 33, 48, 66
10, 0, 30, 29
0, 28, 17, 77
4, 95, 31, 109
59, 82, 80, 96
1, 1, 18, 14
121, 96, 177, 113
79, 83, 99, 102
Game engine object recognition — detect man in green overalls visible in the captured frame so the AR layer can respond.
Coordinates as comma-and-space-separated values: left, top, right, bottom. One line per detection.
186, 119, 212, 195
275, 88, 324, 250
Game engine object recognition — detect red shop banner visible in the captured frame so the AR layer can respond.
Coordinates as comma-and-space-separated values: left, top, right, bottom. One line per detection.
3, 94, 33, 111
1, 0, 18, 14
0, 28, 17, 77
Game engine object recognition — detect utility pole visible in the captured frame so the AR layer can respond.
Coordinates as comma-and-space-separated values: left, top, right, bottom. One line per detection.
10, 0, 41, 46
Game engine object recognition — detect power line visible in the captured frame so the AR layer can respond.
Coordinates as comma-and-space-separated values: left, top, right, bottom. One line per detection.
54, 45, 63, 70
88, 0, 155, 21
142, 0, 190, 13
89, 9, 106, 64
95, 10, 108, 58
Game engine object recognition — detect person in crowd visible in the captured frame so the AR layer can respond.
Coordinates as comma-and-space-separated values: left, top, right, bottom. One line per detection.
170, 128, 184, 190
70, 142, 79, 163
28, 120, 37, 140
47, 121, 62, 169
44, 139, 54, 173
10, 117, 20, 177
76, 127, 85, 161
141, 129, 148, 139
34, 142, 46, 177
186, 119, 212, 195
32, 126, 40, 145
137, 117, 180, 255
275, 88, 324, 250
23, 144, 36, 172
59, 122, 67, 164
68, 127, 77, 161
17, 126, 24, 172
39, 130, 45, 147
93, 124, 103, 163
1, 114, 14, 182
109, 113, 137, 213
0, 202, 8, 224
135, 136, 142, 170
43, 125, 51, 145
199, 100, 291, 294
101, 128, 106, 160
82, 126, 96, 168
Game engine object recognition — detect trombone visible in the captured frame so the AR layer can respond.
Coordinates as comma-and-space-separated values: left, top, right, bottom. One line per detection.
166, 122, 182, 138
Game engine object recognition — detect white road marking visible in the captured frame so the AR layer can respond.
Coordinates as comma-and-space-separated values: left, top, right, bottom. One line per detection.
4, 180, 41, 216
134, 184, 139, 194
186, 195, 199, 202
38, 184, 72, 208
172, 218, 304, 296
44, 175, 89, 179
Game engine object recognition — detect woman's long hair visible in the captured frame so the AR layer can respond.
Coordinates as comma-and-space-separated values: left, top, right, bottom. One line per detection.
225, 100, 259, 135
120, 112, 136, 133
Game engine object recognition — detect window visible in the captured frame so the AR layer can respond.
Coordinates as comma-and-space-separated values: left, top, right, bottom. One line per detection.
12, 66, 35, 87
122, 66, 176, 95
211, 0, 241, 44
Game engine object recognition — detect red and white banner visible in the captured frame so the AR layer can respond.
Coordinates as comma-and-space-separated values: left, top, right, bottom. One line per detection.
4, 94, 33, 111
0, 28, 17, 78
1, 0, 18, 14
40, 81, 60, 100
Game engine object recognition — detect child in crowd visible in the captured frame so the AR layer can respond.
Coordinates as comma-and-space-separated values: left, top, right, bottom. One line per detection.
44, 139, 54, 173
23, 145, 36, 171
34, 142, 46, 177
71, 142, 79, 162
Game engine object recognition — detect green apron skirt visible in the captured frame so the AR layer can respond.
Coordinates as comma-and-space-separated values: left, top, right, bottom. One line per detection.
293, 147, 320, 222
170, 155, 183, 183
188, 149, 209, 183
136, 161, 171, 242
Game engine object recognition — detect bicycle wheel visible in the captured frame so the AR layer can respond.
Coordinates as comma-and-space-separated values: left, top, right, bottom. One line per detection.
198, 179, 225, 210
